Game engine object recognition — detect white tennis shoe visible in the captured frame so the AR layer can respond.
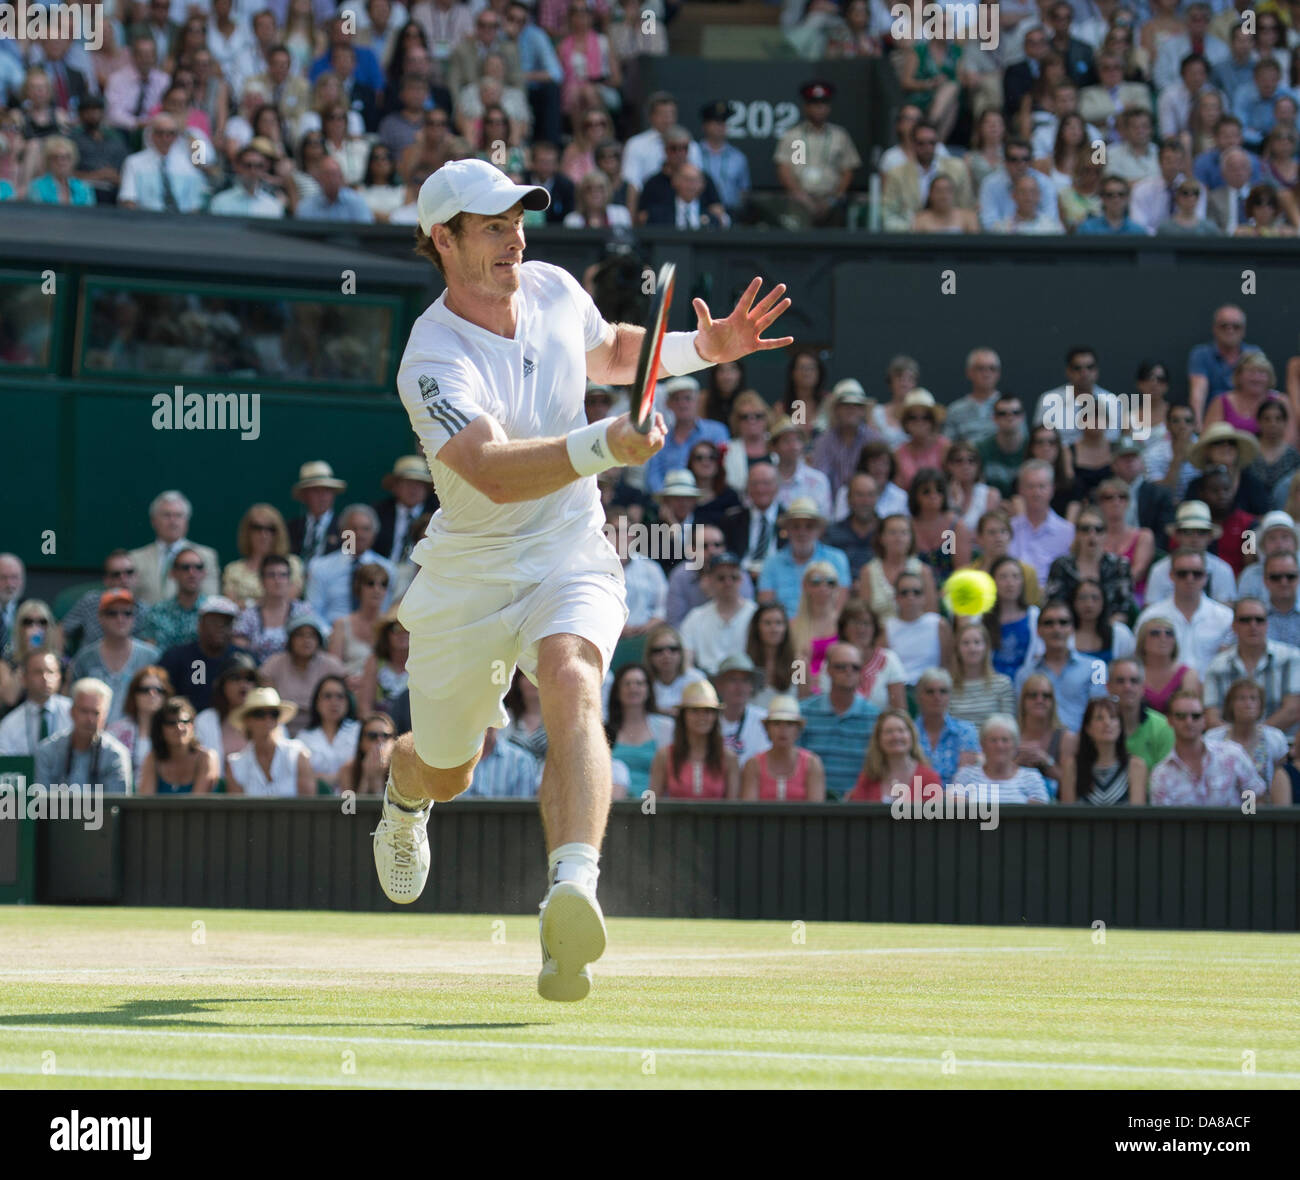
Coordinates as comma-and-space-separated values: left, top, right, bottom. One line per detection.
372, 790, 431, 904
537, 879, 607, 1002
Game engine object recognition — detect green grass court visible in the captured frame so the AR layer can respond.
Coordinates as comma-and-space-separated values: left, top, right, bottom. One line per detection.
2, 907, 1298, 1089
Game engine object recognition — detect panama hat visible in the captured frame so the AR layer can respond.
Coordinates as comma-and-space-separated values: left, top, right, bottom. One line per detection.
768, 415, 807, 442
1165, 500, 1222, 540
292, 460, 346, 498
762, 695, 804, 727
1258, 510, 1300, 546
1189, 422, 1260, 469
230, 686, 297, 727
830, 378, 869, 406
900, 388, 946, 426
657, 470, 703, 499
678, 680, 722, 710
777, 496, 827, 527
382, 455, 434, 490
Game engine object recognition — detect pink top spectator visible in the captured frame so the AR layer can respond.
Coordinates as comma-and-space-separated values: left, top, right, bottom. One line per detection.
754, 748, 815, 800
1149, 740, 1262, 806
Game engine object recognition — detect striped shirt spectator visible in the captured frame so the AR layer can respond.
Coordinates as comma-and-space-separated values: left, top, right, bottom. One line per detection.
951, 764, 1049, 804
464, 728, 542, 797
798, 692, 879, 802
1203, 640, 1300, 734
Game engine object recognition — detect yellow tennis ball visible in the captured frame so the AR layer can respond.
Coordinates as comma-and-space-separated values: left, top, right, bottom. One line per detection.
943, 569, 998, 617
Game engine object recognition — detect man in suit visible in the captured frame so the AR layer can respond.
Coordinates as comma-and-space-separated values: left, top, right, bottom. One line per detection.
287, 461, 348, 561
639, 128, 727, 226
1004, 26, 1052, 121
0, 552, 24, 656
1080, 55, 1153, 142
373, 456, 439, 564
39, 35, 93, 113
127, 0, 178, 70
1207, 147, 1256, 233
1044, 0, 1097, 88
526, 139, 575, 223
447, 6, 522, 99
735, 462, 783, 579
126, 490, 220, 606
328, 43, 381, 131
248, 45, 312, 127
881, 119, 974, 231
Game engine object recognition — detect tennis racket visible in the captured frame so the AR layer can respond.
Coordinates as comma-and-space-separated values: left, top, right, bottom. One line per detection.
633, 262, 676, 434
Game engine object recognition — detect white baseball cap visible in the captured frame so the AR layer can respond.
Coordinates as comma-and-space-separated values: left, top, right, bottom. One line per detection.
417, 159, 550, 235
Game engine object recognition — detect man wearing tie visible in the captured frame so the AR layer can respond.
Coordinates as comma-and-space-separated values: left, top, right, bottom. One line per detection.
105, 36, 170, 132
669, 164, 729, 229
118, 114, 208, 212
0, 651, 73, 757
39, 36, 93, 113
288, 461, 347, 560
1131, 137, 1207, 233
373, 456, 439, 564
1207, 147, 1256, 234
736, 463, 782, 579
125, 490, 220, 607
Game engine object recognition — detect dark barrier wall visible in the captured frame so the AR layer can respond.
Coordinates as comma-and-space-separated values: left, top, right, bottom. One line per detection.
37, 798, 1300, 932
634, 56, 896, 189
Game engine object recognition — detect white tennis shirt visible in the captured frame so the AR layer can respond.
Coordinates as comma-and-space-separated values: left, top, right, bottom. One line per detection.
396, 261, 618, 583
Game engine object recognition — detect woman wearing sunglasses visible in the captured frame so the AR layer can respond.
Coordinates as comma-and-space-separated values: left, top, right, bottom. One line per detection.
1135, 614, 1201, 715
790, 561, 842, 687
137, 695, 219, 795
225, 687, 314, 797
1048, 502, 1138, 620
107, 665, 173, 781
1015, 673, 1073, 800
340, 713, 398, 796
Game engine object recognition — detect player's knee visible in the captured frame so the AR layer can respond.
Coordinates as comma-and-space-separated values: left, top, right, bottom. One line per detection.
540, 654, 602, 713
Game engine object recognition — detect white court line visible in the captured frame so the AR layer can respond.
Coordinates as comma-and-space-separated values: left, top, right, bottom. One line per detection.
0, 1066, 474, 1089
0, 946, 1068, 976
0, 1025, 1296, 1080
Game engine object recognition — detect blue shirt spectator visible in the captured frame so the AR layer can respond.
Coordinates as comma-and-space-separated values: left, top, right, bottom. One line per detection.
1194, 145, 1262, 191
757, 540, 851, 617
297, 185, 376, 222
644, 384, 729, 492
309, 45, 384, 91
464, 728, 542, 797
1188, 339, 1262, 404
1015, 651, 1109, 731
699, 139, 751, 217
799, 692, 879, 801
1233, 75, 1298, 146
512, 12, 564, 84
916, 712, 979, 784
28, 173, 96, 206
306, 549, 395, 625
979, 164, 1057, 229
1076, 214, 1147, 234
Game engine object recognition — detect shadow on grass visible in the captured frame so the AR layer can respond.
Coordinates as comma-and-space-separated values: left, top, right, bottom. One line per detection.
0, 999, 543, 1032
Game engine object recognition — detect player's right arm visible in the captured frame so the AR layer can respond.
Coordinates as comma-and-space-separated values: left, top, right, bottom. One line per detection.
438, 412, 667, 504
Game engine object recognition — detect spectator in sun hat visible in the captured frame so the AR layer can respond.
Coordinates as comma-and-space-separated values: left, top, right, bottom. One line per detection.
69, 590, 160, 726
770, 415, 833, 520
226, 686, 315, 797
373, 455, 438, 565
712, 651, 771, 764
288, 461, 347, 561
894, 389, 950, 493
644, 376, 728, 493
741, 693, 827, 801
1186, 420, 1270, 517
1145, 500, 1237, 606
649, 678, 742, 799
811, 379, 879, 502
653, 469, 704, 575
756, 497, 851, 616
157, 595, 243, 714
259, 614, 347, 737
1238, 512, 1300, 603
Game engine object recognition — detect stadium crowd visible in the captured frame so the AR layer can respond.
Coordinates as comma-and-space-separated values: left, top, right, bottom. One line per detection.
4, 309, 1300, 807
5, 0, 1300, 233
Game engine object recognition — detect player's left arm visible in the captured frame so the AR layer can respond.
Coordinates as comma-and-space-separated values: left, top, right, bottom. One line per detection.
585, 276, 794, 386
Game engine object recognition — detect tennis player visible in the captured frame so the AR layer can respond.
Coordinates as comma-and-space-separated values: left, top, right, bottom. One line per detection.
374, 157, 792, 1001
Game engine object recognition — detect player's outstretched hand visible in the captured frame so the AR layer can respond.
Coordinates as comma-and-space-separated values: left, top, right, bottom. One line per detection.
607, 411, 667, 466
694, 277, 795, 366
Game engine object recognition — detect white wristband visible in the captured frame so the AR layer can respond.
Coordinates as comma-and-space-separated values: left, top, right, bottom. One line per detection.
660, 331, 710, 376
567, 418, 617, 478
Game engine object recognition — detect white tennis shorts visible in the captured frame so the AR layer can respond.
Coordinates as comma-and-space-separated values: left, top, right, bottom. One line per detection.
397, 533, 628, 768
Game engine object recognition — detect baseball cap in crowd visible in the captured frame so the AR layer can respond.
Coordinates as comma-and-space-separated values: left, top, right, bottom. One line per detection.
1111, 437, 1142, 458
707, 551, 742, 573
98, 588, 134, 613
417, 158, 550, 234
661, 376, 700, 400
714, 652, 761, 689
199, 596, 241, 619
700, 100, 730, 124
